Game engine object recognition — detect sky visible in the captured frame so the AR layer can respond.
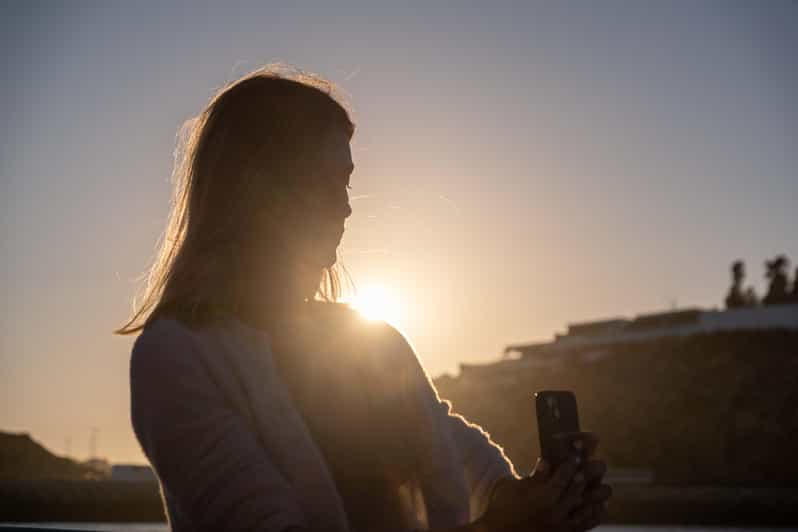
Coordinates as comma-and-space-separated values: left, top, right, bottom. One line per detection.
1, 1, 796, 464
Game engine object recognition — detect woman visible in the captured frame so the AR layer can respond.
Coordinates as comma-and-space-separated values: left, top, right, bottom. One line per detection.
117, 65, 611, 532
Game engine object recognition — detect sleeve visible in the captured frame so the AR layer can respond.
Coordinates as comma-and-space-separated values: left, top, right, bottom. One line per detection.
129, 321, 308, 532
389, 326, 519, 523
442, 404, 520, 521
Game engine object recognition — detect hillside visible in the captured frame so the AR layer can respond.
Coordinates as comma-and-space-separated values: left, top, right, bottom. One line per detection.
0, 431, 98, 481
433, 329, 798, 485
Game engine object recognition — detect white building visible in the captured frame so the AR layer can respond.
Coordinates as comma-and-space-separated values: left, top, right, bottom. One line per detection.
503, 303, 798, 362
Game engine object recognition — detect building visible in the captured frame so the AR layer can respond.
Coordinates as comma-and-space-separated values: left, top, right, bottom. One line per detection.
502, 303, 798, 366
82, 457, 111, 479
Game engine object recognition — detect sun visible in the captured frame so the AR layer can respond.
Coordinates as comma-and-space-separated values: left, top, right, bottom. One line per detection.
346, 284, 402, 326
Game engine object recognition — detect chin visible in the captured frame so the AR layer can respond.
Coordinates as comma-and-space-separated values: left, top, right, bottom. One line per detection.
307, 248, 337, 270
321, 250, 338, 268
319, 239, 341, 268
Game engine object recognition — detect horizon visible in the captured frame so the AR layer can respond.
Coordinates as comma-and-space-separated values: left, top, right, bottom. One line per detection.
2, 2, 796, 464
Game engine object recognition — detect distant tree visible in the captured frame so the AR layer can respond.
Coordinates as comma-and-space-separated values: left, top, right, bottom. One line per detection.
763, 255, 790, 306
792, 267, 798, 303
725, 260, 757, 308
725, 261, 747, 309
744, 287, 759, 306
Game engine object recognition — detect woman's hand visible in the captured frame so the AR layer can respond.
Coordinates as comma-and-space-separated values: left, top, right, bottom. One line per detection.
474, 456, 586, 532
565, 458, 611, 531
474, 430, 613, 532
566, 434, 612, 532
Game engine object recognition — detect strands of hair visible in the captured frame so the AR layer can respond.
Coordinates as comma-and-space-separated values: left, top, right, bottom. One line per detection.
116, 63, 357, 335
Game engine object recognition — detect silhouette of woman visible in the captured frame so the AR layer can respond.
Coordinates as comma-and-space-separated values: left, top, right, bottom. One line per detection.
117, 65, 610, 532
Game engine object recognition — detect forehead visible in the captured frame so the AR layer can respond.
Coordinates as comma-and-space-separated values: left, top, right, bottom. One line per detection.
315, 128, 353, 173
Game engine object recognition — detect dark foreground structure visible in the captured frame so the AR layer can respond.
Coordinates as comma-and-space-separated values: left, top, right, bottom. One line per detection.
2, 479, 798, 527
0, 479, 163, 522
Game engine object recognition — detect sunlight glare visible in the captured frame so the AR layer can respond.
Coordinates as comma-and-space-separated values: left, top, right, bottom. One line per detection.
346, 285, 402, 326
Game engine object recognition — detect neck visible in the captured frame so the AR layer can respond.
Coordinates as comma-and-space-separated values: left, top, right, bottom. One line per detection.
229, 268, 321, 332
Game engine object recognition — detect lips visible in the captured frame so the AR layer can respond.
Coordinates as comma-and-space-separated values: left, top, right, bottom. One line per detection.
327, 225, 345, 241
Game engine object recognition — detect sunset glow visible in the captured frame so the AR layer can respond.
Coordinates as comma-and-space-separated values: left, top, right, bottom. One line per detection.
3, 3, 796, 465
346, 285, 403, 327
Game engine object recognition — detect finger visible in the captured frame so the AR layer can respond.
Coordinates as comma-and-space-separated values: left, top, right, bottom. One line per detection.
531, 457, 550, 480
553, 470, 586, 520
583, 483, 613, 504
574, 432, 599, 458
582, 459, 607, 484
548, 456, 580, 493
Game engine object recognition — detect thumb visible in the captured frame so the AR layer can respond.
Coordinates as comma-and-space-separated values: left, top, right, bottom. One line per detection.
530, 457, 549, 480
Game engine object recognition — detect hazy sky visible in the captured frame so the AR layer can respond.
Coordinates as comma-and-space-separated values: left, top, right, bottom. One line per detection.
2, 2, 796, 463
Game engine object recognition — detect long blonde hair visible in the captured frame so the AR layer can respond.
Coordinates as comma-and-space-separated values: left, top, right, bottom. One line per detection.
116, 64, 355, 335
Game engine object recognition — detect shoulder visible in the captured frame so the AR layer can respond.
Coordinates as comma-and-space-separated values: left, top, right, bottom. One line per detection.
309, 301, 412, 350
133, 317, 197, 358
130, 316, 215, 382
308, 301, 420, 380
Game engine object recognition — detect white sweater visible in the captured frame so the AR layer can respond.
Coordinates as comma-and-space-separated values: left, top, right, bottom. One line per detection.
130, 303, 518, 532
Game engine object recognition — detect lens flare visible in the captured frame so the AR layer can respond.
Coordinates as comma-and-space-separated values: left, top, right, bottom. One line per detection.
346, 284, 402, 326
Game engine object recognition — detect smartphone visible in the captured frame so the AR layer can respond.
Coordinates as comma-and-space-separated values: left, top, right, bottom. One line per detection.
534, 390, 581, 469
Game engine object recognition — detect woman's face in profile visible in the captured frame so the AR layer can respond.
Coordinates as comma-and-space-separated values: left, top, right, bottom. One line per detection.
293, 127, 353, 270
